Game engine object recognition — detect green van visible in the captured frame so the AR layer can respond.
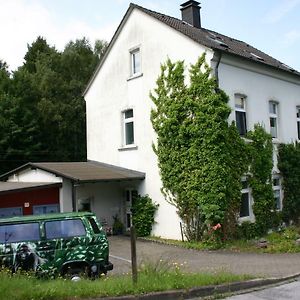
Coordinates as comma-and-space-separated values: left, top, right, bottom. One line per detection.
0, 212, 113, 279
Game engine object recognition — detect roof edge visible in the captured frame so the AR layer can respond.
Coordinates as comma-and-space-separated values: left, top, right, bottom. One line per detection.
83, 3, 136, 97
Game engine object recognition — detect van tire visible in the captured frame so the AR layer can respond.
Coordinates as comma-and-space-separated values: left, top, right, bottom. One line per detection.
65, 267, 88, 281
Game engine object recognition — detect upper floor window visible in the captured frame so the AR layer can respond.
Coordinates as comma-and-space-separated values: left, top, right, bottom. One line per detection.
235, 94, 247, 136
123, 109, 134, 145
297, 106, 300, 140
269, 101, 278, 138
130, 48, 141, 75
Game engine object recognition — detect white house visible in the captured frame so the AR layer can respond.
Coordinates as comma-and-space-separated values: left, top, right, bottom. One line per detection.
83, 1, 300, 239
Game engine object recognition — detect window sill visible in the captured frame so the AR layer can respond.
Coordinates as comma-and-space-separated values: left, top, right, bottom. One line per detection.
272, 138, 280, 144
118, 144, 138, 151
127, 73, 143, 81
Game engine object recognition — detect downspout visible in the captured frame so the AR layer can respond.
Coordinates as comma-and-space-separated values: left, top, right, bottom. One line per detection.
71, 180, 77, 212
213, 51, 222, 88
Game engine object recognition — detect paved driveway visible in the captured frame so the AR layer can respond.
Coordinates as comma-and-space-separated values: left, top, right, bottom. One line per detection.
108, 236, 300, 277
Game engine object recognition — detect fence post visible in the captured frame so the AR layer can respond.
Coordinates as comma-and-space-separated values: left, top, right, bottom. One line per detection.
130, 225, 138, 284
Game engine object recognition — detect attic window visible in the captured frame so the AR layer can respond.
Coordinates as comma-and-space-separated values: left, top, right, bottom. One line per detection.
250, 53, 264, 61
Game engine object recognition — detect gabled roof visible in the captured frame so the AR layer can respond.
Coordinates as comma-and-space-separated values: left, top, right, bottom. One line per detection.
0, 161, 145, 183
132, 3, 300, 76
83, 2, 300, 96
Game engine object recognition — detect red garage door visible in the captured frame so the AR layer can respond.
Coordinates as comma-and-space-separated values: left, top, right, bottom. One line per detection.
0, 187, 59, 217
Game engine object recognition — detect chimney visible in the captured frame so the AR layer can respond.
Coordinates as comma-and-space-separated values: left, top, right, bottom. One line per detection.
180, 0, 201, 28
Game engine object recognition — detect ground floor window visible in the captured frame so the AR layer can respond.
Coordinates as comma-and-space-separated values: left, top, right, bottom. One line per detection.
33, 204, 59, 215
240, 180, 250, 218
273, 175, 282, 210
0, 207, 23, 218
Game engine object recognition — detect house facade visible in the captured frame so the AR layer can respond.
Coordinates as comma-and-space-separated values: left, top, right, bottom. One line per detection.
84, 1, 300, 239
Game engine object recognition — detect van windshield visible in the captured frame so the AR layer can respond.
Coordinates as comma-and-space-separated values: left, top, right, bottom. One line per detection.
0, 223, 40, 243
45, 219, 86, 239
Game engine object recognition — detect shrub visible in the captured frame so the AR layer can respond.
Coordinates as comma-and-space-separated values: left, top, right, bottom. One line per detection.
237, 221, 258, 240
132, 195, 158, 237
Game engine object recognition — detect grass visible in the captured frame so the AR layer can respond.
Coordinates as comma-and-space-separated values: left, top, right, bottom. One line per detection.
145, 226, 300, 253
0, 264, 252, 300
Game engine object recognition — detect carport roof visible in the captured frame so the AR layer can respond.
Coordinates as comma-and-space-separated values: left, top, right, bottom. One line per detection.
0, 182, 62, 195
0, 161, 145, 183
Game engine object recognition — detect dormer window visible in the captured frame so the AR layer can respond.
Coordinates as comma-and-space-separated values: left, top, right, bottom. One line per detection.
235, 94, 247, 136
130, 48, 141, 75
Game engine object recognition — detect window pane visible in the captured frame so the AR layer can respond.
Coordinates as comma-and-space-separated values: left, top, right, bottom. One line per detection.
274, 190, 281, 210
0, 223, 40, 243
33, 204, 59, 215
88, 217, 101, 234
235, 111, 247, 136
132, 50, 140, 74
0, 207, 22, 218
270, 117, 277, 138
298, 121, 300, 140
125, 109, 133, 119
269, 102, 277, 114
235, 97, 245, 109
297, 107, 300, 118
125, 122, 134, 145
240, 192, 250, 217
273, 178, 280, 186
45, 219, 86, 239
241, 180, 248, 190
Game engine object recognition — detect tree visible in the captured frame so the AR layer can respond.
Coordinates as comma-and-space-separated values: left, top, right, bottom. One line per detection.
0, 36, 107, 174
151, 54, 248, 241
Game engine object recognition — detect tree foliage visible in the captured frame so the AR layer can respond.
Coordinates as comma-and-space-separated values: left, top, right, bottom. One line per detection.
278, 142, 300, 224
0, 37, 107, 174
150, 54, 248, 241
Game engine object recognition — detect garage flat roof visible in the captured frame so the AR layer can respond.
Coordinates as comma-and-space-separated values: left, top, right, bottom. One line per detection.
0, 182, 62, 194
0, 161, 145, 183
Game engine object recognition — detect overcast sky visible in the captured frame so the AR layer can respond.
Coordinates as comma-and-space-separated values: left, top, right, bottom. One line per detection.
1, 0, 300, 72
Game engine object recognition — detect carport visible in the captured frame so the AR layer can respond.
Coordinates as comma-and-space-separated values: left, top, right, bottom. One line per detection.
0, 161, 145, 228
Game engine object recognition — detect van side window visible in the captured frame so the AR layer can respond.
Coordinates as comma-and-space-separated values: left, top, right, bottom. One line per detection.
0, 223, 40, 243
88, 217, 101, 234
45, 219, 86, 239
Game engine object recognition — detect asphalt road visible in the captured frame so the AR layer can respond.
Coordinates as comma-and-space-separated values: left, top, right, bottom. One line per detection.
223, 278, 300, 300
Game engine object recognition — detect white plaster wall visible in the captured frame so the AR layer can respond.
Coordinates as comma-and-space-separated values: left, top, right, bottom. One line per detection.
59, 178, 73, 212
76, 182, 124, 227
218, 56, 300, 143
85, 9, 213, 239
7, 168, 62, 183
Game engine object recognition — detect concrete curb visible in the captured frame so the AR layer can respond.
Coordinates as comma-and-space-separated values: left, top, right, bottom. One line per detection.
89, 273, 300, 300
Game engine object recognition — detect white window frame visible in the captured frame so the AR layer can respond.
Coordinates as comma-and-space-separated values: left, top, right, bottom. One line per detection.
240, 179, 251, 219
272, 175, 282, 211
125, 189, 138, 230
269, 101, 279, 139
297, 106, 300, 140
130, 48, 141, 76
122, 109, 135, 146
234, 94, 247, 136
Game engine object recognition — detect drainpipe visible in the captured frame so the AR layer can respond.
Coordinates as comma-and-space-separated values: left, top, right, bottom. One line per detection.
213, 51, 222, 88
71, 181, 77, 212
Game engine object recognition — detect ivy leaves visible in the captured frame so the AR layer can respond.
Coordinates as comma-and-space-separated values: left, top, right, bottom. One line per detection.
150, 54, 248, 241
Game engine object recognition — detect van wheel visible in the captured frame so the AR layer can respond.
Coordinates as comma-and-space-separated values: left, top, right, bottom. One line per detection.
66, 267, 87, 281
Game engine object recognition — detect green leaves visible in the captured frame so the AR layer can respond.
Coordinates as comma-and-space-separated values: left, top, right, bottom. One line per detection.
151, 54, 248, 241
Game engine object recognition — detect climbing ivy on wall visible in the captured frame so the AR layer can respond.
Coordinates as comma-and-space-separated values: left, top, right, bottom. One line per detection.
247, 124, 276, 235
150, 54, 248, 241
278, 142, 300, 224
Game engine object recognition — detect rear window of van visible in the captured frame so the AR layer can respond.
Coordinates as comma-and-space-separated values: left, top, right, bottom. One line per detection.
0, 223, 40, 243
45, 219, 86, 239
